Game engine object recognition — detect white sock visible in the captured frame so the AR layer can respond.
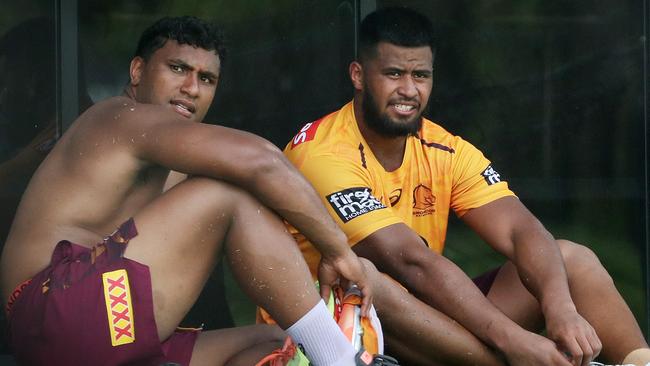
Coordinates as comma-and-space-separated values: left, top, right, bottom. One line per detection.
286, 299, 357, 366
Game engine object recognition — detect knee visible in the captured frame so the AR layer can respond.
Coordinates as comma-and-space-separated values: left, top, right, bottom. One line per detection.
557, 239, 610, 278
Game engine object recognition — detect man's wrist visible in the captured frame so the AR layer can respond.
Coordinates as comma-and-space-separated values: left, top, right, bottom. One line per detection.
483, 317, 524, 353
540, 293, 577, 319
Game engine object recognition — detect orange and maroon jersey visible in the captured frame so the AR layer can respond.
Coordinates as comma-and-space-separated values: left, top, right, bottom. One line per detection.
284, 101, 515, 277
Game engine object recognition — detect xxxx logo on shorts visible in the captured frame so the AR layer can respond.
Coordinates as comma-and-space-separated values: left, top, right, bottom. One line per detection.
102, 269, 135, 346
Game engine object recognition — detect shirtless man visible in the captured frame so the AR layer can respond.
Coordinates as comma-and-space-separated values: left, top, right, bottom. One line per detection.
0, 16, 374, 366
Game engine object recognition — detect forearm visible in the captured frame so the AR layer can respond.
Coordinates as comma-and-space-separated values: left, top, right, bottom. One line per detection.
135, 117, 352, 258
244, 149, 349, 258
510, 223, 576, 315
397, 253, 526, 352
464, 197, 576, 318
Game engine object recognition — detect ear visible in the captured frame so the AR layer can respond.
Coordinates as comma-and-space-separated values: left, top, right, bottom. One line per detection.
129, 57, 145, 86
349, 61, 364, 91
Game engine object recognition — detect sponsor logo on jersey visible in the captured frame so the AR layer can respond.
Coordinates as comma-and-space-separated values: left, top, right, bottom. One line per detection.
102, 269, 135, 346
290, 118, 324, 149
327, 187, 386, 223
482, 165, 502, 185
412, 184, 436, 217
389, 189, 402, 206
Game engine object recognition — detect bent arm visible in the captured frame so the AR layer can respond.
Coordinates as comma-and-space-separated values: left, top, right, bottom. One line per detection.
460, 196, 575, 321
352, 223, 530, 351
462, 196, 601, 364
132, 112, 350, 259
109, 100, 368, 301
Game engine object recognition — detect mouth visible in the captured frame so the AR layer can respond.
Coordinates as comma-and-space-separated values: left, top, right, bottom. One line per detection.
390, 102, 419, 116
170, 99, 196, 119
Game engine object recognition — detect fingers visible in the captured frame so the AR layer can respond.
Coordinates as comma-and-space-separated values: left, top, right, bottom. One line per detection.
319, 282, 332, 305
548, 314, 601, 366
562, 337, 584, 366
560, 335, 597, 366
316, 261, 337, 305
587, 328, 602, 360
356, 258, 376, 317
358, 283, 371, 317
545, 340, 573, 366
318, 253, 375, 318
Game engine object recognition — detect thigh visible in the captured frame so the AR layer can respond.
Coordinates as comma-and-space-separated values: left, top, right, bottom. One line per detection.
189, 324, 286, 366
485, 261, 544, 332
124, 177, 242, 339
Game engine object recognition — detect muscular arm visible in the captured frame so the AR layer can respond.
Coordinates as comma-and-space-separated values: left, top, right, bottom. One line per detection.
461, 196, 572, 322
353, 222, 577, 365
103, 98, 370, 306
462, 196, 600, 364
353, 223, 524, 348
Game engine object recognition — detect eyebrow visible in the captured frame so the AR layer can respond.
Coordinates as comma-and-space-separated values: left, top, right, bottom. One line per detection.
169, 58, 219, 80
381, 66, 433, 75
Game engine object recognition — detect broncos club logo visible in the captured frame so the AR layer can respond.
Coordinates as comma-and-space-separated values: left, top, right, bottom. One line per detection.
412, 184, 436, 217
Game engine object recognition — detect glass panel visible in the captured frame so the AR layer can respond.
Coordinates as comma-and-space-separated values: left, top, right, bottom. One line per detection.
78, 0, 357, 327
0, 2, 56, 254
0, 1, 56, 356
377, 0, 648, 335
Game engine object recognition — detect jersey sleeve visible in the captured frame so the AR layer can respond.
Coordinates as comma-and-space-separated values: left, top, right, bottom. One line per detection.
298, 153, 403, 245
450, 137, 515, 217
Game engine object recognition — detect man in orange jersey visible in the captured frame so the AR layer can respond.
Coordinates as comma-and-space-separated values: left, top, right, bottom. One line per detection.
283, 6, 650, 366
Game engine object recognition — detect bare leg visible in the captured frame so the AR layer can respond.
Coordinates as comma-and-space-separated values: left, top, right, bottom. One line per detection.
123, 177, 323, 350
367, 269, 505, 366
486, 239, 649, 363
189, 324, 285, 366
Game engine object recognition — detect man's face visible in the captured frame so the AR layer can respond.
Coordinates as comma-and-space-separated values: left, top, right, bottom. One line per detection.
129, 40, 220, 122
357, 42, 433, 137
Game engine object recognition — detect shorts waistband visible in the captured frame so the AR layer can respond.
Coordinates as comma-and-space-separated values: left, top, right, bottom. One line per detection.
5, 218, 139, 315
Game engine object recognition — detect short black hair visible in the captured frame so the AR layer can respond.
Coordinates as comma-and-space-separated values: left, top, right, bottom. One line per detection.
134, 16, 226, 64
358, 7, 436, 62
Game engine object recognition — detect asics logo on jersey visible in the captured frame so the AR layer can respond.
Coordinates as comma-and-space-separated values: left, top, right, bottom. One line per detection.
327, 187, 386, 223
388, 189, 402, 206
482, 165, 502, 185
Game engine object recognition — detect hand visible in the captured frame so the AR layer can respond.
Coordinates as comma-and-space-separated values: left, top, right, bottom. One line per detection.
502, 329, 574, 366
317, 250, 373, 316
545, 308, 602, 366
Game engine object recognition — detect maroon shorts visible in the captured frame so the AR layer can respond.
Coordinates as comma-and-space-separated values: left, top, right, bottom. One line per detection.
7, 218, 199, 366
472, 266, 502, 295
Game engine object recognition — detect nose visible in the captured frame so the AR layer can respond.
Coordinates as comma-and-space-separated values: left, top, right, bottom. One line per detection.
180, 74, 200, 98
396, 76, 418, 99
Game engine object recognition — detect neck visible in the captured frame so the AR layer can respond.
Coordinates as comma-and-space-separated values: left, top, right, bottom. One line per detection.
122, 86, 137, 101
353, 98, 408, 172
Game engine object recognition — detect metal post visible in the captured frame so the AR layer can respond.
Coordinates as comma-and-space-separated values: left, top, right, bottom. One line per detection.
643, 0, 650, 339
55, 0, 79, 133
354, 0, 377, 59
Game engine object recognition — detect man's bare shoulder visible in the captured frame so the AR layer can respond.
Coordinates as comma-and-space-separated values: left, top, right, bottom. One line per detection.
75, 96, 164, 131
66, 96, 188, 157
